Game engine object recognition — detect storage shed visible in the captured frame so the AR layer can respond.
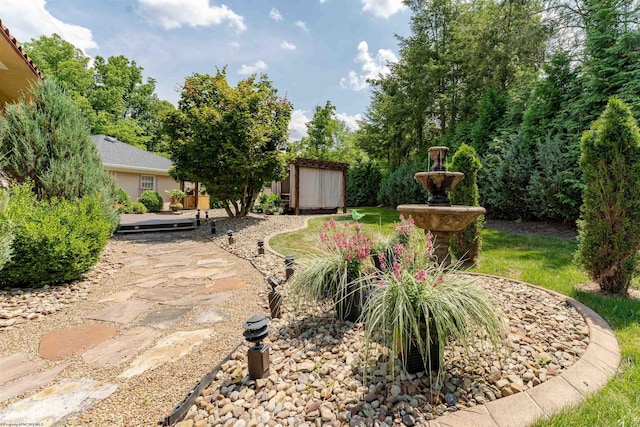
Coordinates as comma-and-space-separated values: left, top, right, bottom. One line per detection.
272, 158, 348, 215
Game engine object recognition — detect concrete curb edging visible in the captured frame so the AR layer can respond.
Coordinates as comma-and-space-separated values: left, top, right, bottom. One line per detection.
432, 273, 621, 427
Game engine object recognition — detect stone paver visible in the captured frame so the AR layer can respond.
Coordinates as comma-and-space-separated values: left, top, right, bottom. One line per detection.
527, 376, 584, 417
168, 268, 226, 280
136, 286, 195, 302
118, 329, 214, 378
0, 378, 117, 426
86, 299, 150, 323
39, 324, 117, 361
138, 307, 191, 329
194, 277, 245, 294
485, 391, 545, 427
82, 327, 162, 368
194, 308, 228, 324
161, 291, 232, 307
134, 277, 168, 288
0, 353, 39, 386
0, 363, 69, 403
98, 289, 137, 303
196, 258, 231, 266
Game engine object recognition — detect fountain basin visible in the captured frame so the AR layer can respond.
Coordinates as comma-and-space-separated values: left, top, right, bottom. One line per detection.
397, 205, 486, 233
397, 205, 486, 264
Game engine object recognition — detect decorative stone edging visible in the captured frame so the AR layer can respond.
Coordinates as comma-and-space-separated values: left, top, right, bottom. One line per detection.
433, 273, 621, 427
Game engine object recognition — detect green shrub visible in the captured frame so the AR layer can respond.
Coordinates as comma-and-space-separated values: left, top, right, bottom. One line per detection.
137, 190, 163, 212
0, 79, 116, 207
576, 98, 640, 294
0, 184, 113, 287
131, 201, 148, 214
449, 144, 483, 265
347, 161, 383, 207
377, 162, 428, 207
116, 188, 131, 205
0, 189, 13, 270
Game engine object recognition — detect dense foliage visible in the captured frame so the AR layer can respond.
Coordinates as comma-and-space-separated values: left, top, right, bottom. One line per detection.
0, 190, 13, 271
137, 190, 163, 212
23, 34, 175, 151
449, 144, 483, 265
0, 185, 113, 287
347, 161, 383, 207
377, 162, 428, 208
0, 80, 117, 207
355, 0, 640, 223
165, 69, 292, 217
576, 98, 640, 294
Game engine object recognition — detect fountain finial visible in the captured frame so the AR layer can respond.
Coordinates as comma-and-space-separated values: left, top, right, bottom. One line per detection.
430, 146, 448, 172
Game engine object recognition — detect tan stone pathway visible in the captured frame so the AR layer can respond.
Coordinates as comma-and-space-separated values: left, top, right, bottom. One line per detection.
0, 231, 266, 426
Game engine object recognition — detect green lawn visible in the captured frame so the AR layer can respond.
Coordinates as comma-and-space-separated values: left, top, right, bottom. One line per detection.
270, 207, 640, 427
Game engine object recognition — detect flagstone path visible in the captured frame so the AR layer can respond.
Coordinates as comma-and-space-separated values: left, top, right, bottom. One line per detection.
0, 230, 268, 426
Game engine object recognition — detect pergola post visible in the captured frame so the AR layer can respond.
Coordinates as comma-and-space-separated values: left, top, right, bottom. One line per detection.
295, 163, 300, 216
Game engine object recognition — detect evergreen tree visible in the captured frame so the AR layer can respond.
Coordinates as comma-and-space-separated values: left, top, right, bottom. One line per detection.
0, 190, 12, 271
0, 80, 116, 207
449, 144, 483, 265
576, 98, 640, 294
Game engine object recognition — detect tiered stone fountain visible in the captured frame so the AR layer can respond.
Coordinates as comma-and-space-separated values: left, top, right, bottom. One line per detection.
397, 146, 485, 265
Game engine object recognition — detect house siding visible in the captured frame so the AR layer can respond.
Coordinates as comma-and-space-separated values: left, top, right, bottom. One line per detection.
109, 171, 179, 210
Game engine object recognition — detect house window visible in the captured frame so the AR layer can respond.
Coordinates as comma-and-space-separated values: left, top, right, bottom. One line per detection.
141, 175, 155, 191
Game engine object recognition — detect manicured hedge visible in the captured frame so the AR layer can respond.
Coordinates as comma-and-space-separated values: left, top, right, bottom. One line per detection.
137, 190, 163, 212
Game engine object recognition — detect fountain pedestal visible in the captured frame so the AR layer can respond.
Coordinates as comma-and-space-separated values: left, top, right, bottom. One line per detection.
397, 146, 485, 265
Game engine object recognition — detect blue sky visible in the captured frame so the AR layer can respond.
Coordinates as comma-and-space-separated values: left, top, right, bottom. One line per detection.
1, 0, 410, 139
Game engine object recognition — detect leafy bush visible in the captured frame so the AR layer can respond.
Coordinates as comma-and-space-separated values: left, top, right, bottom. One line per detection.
0, 190, 13, 270
526, 134, 582, 222
449, 144, 483, 265
115, 188, 131, 205
479, 132, 533, 220
0, 184, 113, 287
255, 193, 281, 214
131, 201, 148, 214
377, 162, 429, 207
347, 161, 383, 207
576, 98, 640, 294
137, 190, 163, 212
0, 79, 116, 207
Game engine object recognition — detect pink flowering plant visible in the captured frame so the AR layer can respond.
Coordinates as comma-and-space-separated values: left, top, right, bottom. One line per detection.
362, 216, 505, 376
288, 217, 375, 321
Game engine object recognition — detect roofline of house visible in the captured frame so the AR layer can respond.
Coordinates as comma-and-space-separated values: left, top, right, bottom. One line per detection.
103, 163, 171, 176
0, 19, 44, 80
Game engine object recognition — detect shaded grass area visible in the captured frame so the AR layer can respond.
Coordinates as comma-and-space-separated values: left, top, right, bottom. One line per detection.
271, 208, 640, 426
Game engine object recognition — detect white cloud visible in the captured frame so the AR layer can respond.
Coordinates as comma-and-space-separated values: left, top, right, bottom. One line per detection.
0, 0, 98, 53
280, 41, 296, 50
295, 21, 309, 32
319, 0, 329, 3
361, 0, 405, 19
289, 110, 310, 140
340, 41, 398, 91
138, 0, 246, 32
269, 8, 282, 22
336, 112, 363, 131
238, 60, 268, 75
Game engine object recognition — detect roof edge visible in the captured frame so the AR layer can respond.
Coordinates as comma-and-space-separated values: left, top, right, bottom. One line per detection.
0, 19, 44, 80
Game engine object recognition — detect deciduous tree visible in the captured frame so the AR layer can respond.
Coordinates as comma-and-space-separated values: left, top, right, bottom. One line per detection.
165, 69, 292, 217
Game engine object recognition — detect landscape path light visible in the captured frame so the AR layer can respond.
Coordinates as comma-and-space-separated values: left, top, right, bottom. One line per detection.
242, 314, 271, 379
210, 220, 216, 235
227, 230, 234, 244
284, 255, 295, 281
257, 239, 265, 255
267, 277, 281, 319
196, 209, 201, 227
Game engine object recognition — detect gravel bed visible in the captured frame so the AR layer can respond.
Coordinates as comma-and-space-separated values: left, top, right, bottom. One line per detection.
177, 215, 590, 427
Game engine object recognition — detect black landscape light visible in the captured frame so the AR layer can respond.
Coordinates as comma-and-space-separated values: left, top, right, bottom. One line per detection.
243, 314, 271, 379
196, 209, 201, 227
210, 220, 216, 235
267, 277, 281, 319
205, 210, 209, 219
257, 239, 265, 255
227, 230, 234, 244
284, 254, 295, 281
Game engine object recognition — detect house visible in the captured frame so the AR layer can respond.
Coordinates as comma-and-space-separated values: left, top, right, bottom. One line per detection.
271, 158, 348, 215
92, 134, 178, 208
0, 19, 44, 109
